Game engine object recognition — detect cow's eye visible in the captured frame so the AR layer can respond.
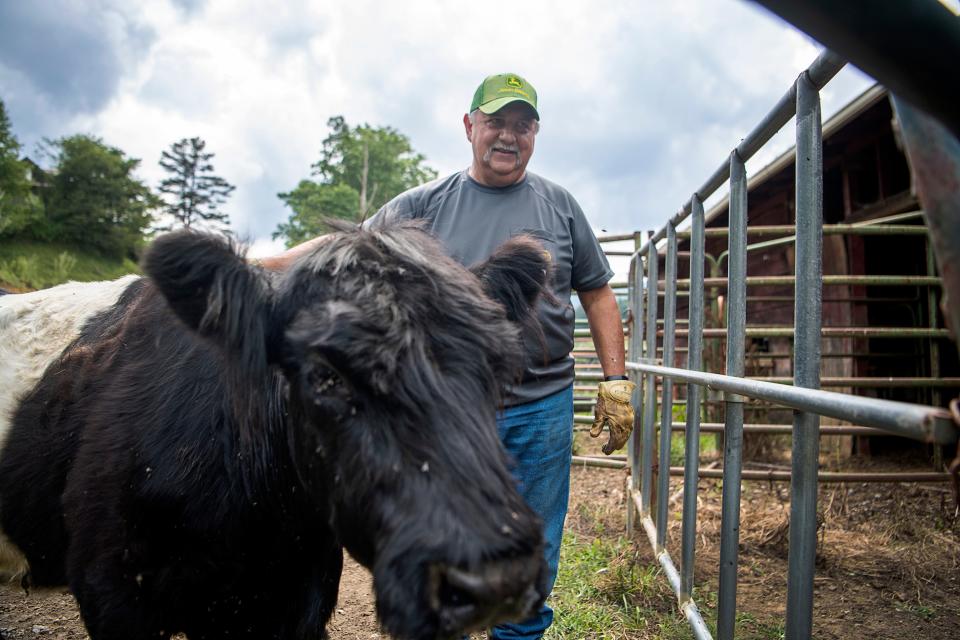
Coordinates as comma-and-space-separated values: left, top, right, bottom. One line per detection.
304, 367, 355, 423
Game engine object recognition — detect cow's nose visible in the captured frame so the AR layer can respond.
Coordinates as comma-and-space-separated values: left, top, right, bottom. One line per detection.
427, 558, 544, 636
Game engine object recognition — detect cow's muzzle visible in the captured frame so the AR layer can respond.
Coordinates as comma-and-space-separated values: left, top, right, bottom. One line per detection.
427, 556, 545, 636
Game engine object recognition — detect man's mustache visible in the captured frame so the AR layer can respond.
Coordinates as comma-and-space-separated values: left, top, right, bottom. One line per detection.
484, 145, 522, 168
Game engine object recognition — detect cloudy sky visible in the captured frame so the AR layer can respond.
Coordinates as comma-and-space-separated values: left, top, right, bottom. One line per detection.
0, 0, 911, 259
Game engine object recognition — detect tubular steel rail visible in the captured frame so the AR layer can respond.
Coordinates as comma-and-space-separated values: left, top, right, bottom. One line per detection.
570, 33, 960, 639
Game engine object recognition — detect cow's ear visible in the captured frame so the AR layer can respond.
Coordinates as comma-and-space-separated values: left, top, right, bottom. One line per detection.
142, 231, 274, 373
470, 235, 553, 323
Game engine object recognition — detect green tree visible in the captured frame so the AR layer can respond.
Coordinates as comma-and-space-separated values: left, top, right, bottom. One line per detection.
274, 116, 437, 246
0, 98, 43, 237
274, 181, 358, 246
42, 135, 160, 258
158, 136, 235, 232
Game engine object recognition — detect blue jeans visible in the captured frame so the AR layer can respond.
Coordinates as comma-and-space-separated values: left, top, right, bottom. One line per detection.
490, 385, 574, 640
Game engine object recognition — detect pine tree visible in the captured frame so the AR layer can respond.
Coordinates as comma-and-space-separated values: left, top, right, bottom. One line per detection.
158, 137, 235, 232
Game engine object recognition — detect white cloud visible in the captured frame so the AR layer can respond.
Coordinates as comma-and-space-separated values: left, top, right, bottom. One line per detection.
1, 0, 877, 251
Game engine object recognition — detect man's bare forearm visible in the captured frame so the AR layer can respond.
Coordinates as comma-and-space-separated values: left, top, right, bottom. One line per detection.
254, 235, 329, 271
578, 284, 626, 378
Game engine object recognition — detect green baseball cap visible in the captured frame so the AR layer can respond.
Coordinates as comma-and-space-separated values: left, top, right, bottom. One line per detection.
470, 73, 539, 120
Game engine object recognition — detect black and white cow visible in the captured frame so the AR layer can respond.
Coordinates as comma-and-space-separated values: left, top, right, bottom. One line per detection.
0, 222, 551, 640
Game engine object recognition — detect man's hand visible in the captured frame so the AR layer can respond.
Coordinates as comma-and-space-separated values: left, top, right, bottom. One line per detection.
589, 379, 637, 455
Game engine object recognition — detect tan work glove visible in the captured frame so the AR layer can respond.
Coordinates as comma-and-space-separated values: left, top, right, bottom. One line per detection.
590, 379, 637, 455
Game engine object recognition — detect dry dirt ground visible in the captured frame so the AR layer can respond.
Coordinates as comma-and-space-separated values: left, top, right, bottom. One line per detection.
1, 456, 958, 639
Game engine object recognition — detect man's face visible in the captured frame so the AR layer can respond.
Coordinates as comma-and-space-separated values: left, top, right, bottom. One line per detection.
464, 102, 539, 187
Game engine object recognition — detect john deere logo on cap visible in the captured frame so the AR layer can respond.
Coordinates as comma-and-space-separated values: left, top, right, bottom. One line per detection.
471, 73, 540, 119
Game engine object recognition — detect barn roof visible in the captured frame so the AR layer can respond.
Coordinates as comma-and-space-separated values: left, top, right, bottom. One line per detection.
702, 83, 890, 229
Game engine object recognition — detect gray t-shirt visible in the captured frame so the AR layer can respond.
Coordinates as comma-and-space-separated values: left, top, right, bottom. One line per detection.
369, 170, 613, 406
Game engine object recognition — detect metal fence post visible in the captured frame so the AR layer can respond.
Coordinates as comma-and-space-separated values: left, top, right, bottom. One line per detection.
681, 194, 706, 602
628, 231, 645, 536
717, 150, 748, 640
785, 71, 824, 640
657, 223, 679, 549
925, 241, 943, 469
642, 232, 659, 516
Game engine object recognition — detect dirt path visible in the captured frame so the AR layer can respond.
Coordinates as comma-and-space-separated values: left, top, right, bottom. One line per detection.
0, 553, 381, 639
323, 554, 380, 639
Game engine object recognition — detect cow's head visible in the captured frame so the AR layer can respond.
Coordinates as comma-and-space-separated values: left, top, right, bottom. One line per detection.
144, 223, 550, 639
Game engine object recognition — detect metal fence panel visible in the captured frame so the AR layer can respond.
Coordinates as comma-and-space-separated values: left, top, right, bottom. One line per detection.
614, 38, 960, 640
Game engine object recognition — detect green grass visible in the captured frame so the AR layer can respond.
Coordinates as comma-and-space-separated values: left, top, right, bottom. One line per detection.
668, 402, 716, 466
895, 602, 936, 621
547, 534, 692, 639
548, 533, 789, 639
0, 240, 139, 290
670, 433, 717, 466
731, 611, 786, 640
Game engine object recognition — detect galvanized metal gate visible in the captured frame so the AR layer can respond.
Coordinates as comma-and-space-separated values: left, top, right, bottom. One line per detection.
610, 10, 960, 638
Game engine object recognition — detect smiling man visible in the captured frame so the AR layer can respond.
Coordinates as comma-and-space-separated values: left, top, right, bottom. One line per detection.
364, 73, 635, 640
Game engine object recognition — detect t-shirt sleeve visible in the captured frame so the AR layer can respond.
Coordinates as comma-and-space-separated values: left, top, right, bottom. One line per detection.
569, 199, 614, 291
364, 190, 421, 229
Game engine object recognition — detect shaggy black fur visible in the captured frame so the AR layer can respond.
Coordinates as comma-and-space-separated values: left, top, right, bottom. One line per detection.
0, 223, 551, 640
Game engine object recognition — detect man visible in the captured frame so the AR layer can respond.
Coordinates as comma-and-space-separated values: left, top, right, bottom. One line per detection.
368, 73, 634, 640
260, 73, 634, 639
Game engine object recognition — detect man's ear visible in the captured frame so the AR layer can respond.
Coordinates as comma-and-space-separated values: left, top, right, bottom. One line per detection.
463, 112, 474, 142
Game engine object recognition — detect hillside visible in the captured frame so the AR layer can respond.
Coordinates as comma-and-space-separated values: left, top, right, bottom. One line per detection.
0, 240, 139, 292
